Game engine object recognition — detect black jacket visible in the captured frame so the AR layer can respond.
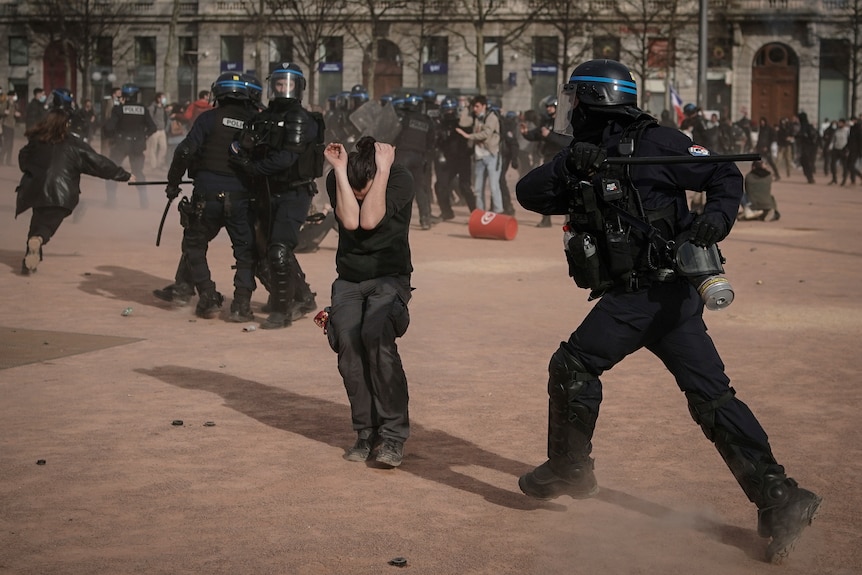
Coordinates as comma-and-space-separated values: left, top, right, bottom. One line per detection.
16, 136, 130, 216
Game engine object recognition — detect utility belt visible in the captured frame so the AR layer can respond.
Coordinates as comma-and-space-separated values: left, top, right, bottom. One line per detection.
270, 179, 317, 196
180, 189, 253, 225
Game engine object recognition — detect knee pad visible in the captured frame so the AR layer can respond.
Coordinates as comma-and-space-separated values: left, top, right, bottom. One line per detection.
268, 243, 289, 273
548, 345, 600, 433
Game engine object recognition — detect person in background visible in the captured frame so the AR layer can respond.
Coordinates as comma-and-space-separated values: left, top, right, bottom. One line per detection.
183, 90, 213, 124
146, 92, 170, 171
1, 89, 22, 165
25, 87, 48, 131
739, 160, 780, 221
15, 110, 132, 274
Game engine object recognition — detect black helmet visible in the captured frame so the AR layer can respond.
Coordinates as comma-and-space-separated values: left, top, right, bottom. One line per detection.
404, 95, 423, 112
242, 74, 263, 105
121, 83, 140, 99
683, 103, 698, 115
267, 62, 306, 101
540, 95, 558, 108
350, 84, 367, 95
211, 73, 251, 102
51, 88, 75, 110
349, 85, 369, 109
563, 59, 637, 107
440, 96, 457, 113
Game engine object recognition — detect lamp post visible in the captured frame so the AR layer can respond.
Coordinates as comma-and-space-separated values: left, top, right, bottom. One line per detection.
91, 70, 117, 116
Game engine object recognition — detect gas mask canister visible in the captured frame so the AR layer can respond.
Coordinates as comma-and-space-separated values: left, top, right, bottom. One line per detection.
674, 240, 734, 310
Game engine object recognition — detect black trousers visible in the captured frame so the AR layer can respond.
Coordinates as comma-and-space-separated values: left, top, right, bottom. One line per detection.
328, 275, 412, 442
27, 206, 71, 245
182, 191, 257, 294
562, 281, 772, 464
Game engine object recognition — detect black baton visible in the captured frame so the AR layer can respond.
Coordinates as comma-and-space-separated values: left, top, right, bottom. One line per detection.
129, 180, 192, 186
156, 197, 174, 247
604, 153, 761, 165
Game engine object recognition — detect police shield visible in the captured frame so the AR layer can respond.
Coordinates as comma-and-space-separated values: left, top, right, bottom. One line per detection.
349, 101, 401, 144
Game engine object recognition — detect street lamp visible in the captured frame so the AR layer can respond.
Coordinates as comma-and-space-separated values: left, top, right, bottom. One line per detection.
91, 70, 117, 116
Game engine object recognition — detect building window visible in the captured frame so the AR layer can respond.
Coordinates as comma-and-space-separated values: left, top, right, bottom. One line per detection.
593, 36, 620, 61
9, 37, 27, 66
533, 36, 558, 65
220, 36, 244, 72
268, 36, 293, 73
321, 36, 343, 63
485, 36, 502, 89
136, 36, 156, 67
648, 38, 673, 69
95, 37, 113, 68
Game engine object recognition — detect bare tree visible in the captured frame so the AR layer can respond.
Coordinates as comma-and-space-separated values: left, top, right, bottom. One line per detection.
448, 0, 544, 95
267, 0, 351, 104
341, 0, 408, 98
22, 0, 137, 101
828, 0, 862, 117
593, 0, 697, 110
398, 0, 449, 89
531, 0, 592, 85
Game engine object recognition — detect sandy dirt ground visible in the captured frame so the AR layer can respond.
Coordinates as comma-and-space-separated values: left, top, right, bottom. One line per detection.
1, 157, 860, 575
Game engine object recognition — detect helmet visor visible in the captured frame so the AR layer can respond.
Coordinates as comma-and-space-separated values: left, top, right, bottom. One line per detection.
554, 83, 576, 135
269, 70, 304, 100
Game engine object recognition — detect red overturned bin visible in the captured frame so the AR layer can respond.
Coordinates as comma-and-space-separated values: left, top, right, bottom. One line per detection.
468, 209, 518, 241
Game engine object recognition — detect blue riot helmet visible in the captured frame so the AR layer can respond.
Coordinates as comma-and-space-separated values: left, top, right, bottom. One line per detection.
404, 95, 424, 112
683, 103, 698, 116
51, 87, 76, 111
540, 94, 558, 109
563, 59, 637, 107
391, 97, 408, 115
349, 84, 369, 110
379, 94, 395, 106
440, 96, 457, 113
335, 91, 352, 111
557, 59, 638, 133
421, 88, 437, 104
267, 62, 306, 101
211, 72, 251, 103
121, 83, 140, 102
242, 74, 263, 105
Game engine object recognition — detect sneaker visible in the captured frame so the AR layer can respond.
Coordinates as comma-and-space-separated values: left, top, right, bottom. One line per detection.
374, 439, 404, 467
195, 290, 224, 319
260, 311, 291, 329
518, 460, 599, 501
758, 487, 822, 564
153, 283, 194, 306
344, 431, 378, 462
24, 236, 42, 273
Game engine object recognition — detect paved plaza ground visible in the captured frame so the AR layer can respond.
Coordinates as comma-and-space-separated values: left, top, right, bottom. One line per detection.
1, 159, 860, 574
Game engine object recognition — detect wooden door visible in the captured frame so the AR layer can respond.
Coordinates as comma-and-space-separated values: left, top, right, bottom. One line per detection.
751, 43, 798, 126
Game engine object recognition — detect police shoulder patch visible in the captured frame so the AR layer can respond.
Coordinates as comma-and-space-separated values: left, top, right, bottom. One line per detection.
688, 145, 710, 157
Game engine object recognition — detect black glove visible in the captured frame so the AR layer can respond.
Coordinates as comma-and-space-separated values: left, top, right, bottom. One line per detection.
165, 184, 181, 200
689, 212, 727, 247
565, 142, 607, 176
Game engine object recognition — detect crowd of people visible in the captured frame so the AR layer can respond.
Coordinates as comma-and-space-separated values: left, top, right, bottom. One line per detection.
10, 58, 823, 564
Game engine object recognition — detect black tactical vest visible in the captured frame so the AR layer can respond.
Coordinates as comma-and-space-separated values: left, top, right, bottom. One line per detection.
196, 104, 255, 176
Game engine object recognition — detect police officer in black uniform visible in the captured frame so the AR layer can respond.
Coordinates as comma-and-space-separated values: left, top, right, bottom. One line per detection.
520, 95, 572, 227
516, 59, 820, 565
233, 62, 323, 330
394, 95, 436, 229
432, 96, 475, 219
103, 83, 157, 209
160, 73, 261, 321
50, 88, 88, 142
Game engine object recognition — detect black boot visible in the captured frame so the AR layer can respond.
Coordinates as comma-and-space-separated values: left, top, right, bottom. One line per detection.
260, 243, 295, 329
520, 347, 600, 500
757, 480, 822, 564
228, 288, 254, 322
195, 287, 224, 319
153, 283, 194, 306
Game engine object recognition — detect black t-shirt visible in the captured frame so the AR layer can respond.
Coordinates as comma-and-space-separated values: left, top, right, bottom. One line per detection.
326, 163, 414, 282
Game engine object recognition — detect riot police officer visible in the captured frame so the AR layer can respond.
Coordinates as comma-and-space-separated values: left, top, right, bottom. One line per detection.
520, 95, 572, 227
233, 62, 323, 330
432, 96, 475, 219
159, 73, 261, 321
102, 83, 157, 209
394, 95, 436, 229
50, 88, 88, 142
515, 59, 820, 565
